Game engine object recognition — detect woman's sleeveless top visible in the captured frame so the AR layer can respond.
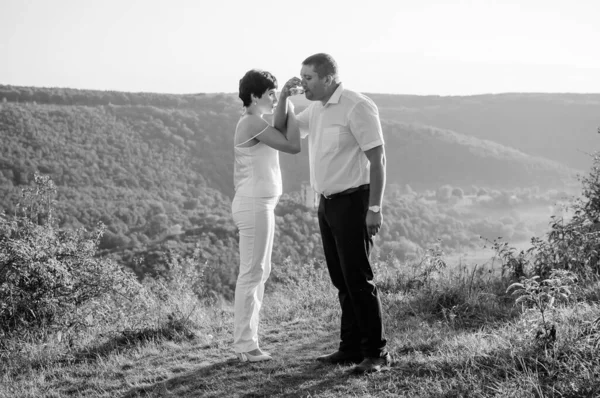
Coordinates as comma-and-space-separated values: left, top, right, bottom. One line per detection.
233, 122, 282, 197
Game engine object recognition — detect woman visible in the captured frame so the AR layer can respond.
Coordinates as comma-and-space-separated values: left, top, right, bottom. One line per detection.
232, 69, 301, 362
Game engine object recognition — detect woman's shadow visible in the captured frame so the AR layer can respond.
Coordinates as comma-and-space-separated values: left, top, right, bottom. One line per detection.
121, 337, 361, 397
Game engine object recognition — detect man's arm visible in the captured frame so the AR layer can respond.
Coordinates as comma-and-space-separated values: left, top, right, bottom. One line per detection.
364, 145, 386, 237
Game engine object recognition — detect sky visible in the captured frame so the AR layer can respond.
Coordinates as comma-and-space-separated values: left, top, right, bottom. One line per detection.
1, 0, 599, 96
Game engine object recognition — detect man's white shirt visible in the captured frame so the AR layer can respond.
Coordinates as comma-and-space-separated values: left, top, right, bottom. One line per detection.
296, 84, 385, 197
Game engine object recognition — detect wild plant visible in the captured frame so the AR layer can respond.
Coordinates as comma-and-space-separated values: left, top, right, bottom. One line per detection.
415, 244, 447, 285
266, 257, 336, 323
507, 269, 577, 345
484, 237, 529, 278
135, 249, 208, 338
374, 244, 446, 294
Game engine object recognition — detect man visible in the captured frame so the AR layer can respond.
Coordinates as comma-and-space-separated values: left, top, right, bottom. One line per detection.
294, 53, 392, 374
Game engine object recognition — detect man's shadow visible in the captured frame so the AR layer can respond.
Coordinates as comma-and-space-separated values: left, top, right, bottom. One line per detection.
121, 337, 367, 397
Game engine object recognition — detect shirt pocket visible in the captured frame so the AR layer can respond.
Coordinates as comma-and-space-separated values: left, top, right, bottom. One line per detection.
322, 126, 350, 153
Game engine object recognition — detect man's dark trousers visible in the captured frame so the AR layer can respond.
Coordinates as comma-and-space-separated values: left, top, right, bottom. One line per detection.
317, 187, 386, 358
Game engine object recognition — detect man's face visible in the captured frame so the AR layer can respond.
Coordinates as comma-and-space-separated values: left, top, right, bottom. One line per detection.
300, 64, 328, 102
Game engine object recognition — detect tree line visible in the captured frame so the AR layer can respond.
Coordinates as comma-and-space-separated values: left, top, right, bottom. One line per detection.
0, 87, 580, 298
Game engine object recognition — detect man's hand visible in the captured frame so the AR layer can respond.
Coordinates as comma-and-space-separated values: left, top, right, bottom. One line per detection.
366, 210, 383, 237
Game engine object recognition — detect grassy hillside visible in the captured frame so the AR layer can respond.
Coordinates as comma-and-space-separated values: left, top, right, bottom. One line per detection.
3, 245, 600, 397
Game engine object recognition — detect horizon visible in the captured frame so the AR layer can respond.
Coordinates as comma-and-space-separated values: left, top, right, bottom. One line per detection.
3, 83, 600, 98
2, 0, 600, 96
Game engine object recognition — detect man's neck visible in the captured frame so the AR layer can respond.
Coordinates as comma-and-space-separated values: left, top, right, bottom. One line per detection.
319, 83, 340, 105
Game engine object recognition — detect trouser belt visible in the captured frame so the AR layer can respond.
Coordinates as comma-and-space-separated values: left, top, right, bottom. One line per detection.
322, 184, 369, 200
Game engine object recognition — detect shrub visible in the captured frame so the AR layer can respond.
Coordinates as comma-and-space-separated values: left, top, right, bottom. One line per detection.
98, 250, 208, 345
497, 152, 600, 280
0, 174, 141, 341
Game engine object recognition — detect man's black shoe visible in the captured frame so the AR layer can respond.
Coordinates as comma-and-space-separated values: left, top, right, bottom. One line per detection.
316, 350, 363, 365
352, 352, 393, 374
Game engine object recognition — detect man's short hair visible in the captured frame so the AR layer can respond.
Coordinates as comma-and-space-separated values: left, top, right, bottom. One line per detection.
238, 69, 278, 107
302, 53, 339, 80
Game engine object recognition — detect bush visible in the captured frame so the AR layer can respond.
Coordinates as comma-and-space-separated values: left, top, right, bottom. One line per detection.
498, 152, 600, 280
0, 174, 141, 341
95, 250, 209, 346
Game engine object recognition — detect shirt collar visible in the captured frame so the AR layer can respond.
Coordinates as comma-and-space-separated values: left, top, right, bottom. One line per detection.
325, 83, 344, 106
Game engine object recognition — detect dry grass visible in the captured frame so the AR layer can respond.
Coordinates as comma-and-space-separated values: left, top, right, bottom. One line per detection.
2, 257, 600, 398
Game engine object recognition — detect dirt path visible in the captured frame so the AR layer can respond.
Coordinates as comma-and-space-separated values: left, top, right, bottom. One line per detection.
121, 318, 392, 398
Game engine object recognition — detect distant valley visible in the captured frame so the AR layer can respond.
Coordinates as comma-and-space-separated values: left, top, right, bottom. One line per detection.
0, 85, 597, 297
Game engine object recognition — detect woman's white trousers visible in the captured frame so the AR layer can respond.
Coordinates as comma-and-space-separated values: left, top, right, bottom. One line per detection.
231, 195, 279, 353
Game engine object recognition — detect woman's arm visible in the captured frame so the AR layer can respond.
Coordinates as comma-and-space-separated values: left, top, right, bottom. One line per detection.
273, 77, 301, 135
241, 115, 301, 154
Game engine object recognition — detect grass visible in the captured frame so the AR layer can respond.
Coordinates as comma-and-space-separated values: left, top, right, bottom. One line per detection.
2, 256, 600, 398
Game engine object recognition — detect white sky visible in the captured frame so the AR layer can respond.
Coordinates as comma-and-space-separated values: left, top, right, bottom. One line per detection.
1, 0, 599, 95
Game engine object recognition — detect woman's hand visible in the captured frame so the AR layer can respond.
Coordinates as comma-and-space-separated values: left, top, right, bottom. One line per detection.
281, 77, 303, 98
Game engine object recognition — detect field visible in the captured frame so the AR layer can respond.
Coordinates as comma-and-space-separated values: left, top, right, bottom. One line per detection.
3, 251, 600, 398
2, 173, 599, 397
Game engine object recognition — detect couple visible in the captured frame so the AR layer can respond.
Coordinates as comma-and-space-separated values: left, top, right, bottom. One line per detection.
231, 53, 391, 374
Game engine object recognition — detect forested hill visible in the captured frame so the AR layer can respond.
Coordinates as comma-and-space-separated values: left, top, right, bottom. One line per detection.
369, 93, 600, 171
0, 84, 586, 297
0, 85, 580, 195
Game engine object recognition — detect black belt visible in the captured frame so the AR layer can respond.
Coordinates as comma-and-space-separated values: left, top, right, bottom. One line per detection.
322, 184, 369, 200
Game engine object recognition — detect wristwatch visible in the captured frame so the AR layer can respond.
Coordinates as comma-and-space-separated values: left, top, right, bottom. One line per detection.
368, 205, 381, 213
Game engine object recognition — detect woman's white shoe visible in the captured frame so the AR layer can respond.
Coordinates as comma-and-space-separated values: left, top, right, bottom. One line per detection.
236, 351, 272, 362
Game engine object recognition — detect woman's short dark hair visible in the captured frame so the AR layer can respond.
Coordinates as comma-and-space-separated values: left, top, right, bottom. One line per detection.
239, 69, 278, 107
302, 53, 339, 80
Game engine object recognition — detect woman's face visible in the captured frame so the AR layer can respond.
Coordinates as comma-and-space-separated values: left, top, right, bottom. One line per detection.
254, 88, 278, 114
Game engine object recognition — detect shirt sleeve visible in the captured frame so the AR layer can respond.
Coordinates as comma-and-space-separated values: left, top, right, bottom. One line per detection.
296, 106, 311, 139
348, 99, 385, 152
